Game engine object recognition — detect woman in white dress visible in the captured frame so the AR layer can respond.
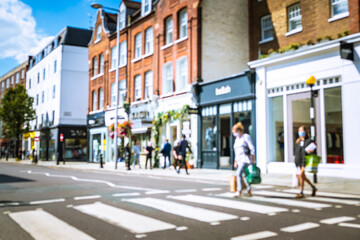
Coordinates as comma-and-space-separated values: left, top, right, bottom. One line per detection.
232, 122, 255, 197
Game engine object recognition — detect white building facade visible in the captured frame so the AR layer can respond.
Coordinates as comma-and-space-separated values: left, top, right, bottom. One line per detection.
24, 27, 92, 161
249, 33, 360, 179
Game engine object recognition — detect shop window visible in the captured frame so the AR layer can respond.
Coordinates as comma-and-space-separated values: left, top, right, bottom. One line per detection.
269, 96, 284, 162
202, 106, 217, 150
324, 87, 343, 164
64, 138, 87, 160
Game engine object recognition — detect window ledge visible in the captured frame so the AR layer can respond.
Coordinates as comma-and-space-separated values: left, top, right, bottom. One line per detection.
160, 92, 174, 98
285, 27, 303, 37
119, 63, 127, 68
161, 42, 174, 50
131, 57, 142, 63
259, 38, 274, 44
142, 52, 154, 59
174, 36, 188, 44
328, 12, 349, 22
90, 73, 104, 80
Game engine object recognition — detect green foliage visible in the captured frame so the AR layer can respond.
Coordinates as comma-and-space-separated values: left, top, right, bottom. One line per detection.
316, 37, 323, 43
0, 85, 36, 140
337, 33, 343, 39
325, 35, 332, 40
343, 30, 349, 36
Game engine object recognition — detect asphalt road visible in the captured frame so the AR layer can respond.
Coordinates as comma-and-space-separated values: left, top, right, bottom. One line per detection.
1, 162, 360, 240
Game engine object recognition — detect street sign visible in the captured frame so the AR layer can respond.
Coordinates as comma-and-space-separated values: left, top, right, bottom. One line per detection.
35, 136, 39, 142
60, 133, 64, 142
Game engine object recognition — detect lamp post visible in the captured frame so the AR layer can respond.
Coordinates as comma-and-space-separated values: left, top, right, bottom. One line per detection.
306, 75, 317, 183
91, 3, 120, 169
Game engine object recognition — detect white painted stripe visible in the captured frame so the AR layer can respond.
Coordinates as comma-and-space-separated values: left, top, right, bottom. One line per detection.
168, 195, 288, 214
74, 195, 101, 201
231, 231, 277, 240
280, 222, 320, 233
283, 189, 360, 199
145, 190, 170, 195
254, 190, 296, 198
9, 209, 95, 240
30, 198, 65, 205
125, 197, 238, 223
308, 197, 360, 206
113, 192, 140, 197
251, 185, 274, 189
338, 223, 360, 229
202, 188, 222, 192
320, 216, 356, 225
249, 196, 331, 209
175, 189, 197, 193
74, 202, 176, 234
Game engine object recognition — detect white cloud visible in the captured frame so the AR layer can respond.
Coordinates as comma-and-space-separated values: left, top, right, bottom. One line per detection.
0, 0, 53, 63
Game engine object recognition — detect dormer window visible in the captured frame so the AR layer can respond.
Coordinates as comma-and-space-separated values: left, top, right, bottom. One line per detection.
96, 25, 101, 41
119, 9, 126, 29
142, 0, 151, 16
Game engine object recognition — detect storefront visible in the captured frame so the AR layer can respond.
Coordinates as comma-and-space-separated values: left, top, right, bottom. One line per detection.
87, 111, 107, 163
195, 71, 256, 169
249, 34, 360, 178
58, 126, 87, 161
130, 103, 154, 149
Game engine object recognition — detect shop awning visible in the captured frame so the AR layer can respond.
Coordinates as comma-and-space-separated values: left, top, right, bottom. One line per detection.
131, 127, 150, 134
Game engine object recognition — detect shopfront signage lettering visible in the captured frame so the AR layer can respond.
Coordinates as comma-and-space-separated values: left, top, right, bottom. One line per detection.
69, 129, 86, 137
215, 85, 231, 96
132, 111, 149, 119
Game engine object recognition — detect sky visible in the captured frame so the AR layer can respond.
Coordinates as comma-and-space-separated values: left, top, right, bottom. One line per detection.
0, 0, 129, 77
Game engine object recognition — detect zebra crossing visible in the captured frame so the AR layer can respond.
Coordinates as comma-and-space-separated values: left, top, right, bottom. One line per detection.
5, 186, 360, 239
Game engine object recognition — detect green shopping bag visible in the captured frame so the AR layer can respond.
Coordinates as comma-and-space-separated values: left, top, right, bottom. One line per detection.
305, 154, 321, 173
245, 164, 261, 184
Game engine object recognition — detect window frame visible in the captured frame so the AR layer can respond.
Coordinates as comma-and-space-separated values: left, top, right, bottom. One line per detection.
99, 87, 104, 110
179, 8, 188, 39
134, 74, 142, 101
135, 33, 142, 59
119, 9, 126, 29
330, 0, 349, 18
120, 41, 127, 66
96, 25, 101, 42
92, 90, 97, 111
99, 53, 104, 74
145, 27, 154, 55
162, 62, 173, 95
165, 16, 173, 45
176, 57, 188, 92
145, 71, 153, 99
120, 80, 127, 104
92, 56, 98, 77
111, 46, 117, 70
260, 15, 274, 43
287, 3, 302, 33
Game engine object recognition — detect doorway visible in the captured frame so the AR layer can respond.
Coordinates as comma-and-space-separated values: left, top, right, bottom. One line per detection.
287, 92, 321, 162
219, 103, 231, 168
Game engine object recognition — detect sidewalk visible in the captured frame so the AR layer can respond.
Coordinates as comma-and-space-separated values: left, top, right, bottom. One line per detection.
1, 158, 360, 195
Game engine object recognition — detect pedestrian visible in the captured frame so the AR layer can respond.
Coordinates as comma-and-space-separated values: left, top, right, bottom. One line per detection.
232, 122, 255, 198
161, 139, 171, 169
132, 141, 141, 169
294, 125, 317, 198
124, 143, 131, 170
144, 141, 154, 169
177, 135, 191, 175
173, 140, 181, 172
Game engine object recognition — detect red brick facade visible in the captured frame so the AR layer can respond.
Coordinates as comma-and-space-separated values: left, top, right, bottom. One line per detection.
249, 0, 360, 60
0, 61, 28, 102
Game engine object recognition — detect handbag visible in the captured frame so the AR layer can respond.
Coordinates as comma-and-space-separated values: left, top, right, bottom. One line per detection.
243, 143, 251, 156
229, 175, 237, 192
305, 154, 321, 173
244, 164, 261, 184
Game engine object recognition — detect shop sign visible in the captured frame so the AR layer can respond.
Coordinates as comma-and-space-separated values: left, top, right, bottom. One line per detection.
215, 85, 231, 96
188, 108, 199, 114
35, 136, 39, 142
131, 110, 149, 119
340, 42, 354, 61
60, 133, 64, 142
69, 129, 86, 137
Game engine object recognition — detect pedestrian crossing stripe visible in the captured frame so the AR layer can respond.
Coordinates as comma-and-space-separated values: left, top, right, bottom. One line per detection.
124, 197, 238, 223
308, 197, 360, 206
319, 216, 356, 225
167, 195, 288, 214
73, 202, 176, 234
231, 231, 277, 240
280, 222, 320, 233
9, 209, 95, 240
282, 189, 360, 199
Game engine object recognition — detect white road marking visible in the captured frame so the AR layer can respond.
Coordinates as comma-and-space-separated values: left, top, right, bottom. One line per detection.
9, 209, 95, 240
280, 222, 320, 233
145, 190, 170, 195
283, 189, 360, 199
74, 195, 101, 201
174, 189, 197, 193
135, 234, 147, 238
338, 223, 360, 229
168, 195, 288, 214
30, 198, 65, 205
320, 216, 356, 225
202, 188, 222, 192
113, 192, 140, 197
210, 221, 221, 225
307, 197, 360, 206
292, 209, 301, 213
176, 226, 188, 231
251, 185, 274, 189
74, 202, 176, 234
125, 197, 238, 223
240, 217, 250, 221
231, 231, 277, 240
253, 190, 296, 198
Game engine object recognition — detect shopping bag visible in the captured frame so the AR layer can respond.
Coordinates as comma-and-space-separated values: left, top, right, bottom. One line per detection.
229, 175, 237, 192
245, 164, 261, 184
305, 154, 321, 173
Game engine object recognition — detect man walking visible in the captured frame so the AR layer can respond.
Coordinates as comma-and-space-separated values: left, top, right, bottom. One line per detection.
177, 135, 192, 175
161, 139, 171, 169
144, 142, 154, 169
132, 141, 141, 169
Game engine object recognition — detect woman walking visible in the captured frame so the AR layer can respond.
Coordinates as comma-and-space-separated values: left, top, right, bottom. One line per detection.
232, 122, 255, 197
294, 125, 317, 198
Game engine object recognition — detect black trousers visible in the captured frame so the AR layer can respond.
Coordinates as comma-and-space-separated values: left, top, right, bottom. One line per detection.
175, 154, 188, 173
145, 156, 152, 169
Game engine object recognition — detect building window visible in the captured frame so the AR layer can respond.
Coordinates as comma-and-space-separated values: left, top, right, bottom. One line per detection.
54, 60, 57, 73
111, 46, 117, 69
331, 0, 348, 17
176, 57, 188, 92
145, 27, 154, 54
37, 72, 40, 83
145, 71, 153, 99
52, 110, 55, 124
43, 68, 46, 80
52, 85, 56, 99
11, 76, 14, 85
16, 73, 19, 84
41, 91, 45, 103
288, 3, 302, 32
162, 62, 173, 94
28, 79, 31, 89
21, 69, 24, 79
92, 56, 98, 77
92, 90, 97, 111
1, 82, 4, 92
111, 83, 117, 107
134, 75, 142, 101
99, 88, 104, 110
261, 15, 274, 42
96, 25, 101, 41
36, 94, 39, 106
179, 9, 188, 39
119, 9, 126, 29
135, 33, 142, 59
99, 53, 104, 74
120, 41, 127, 66
165, 16, 173, 45
142, 0, 151, 15
6, 78, 9, 88
120, 80, 127, 103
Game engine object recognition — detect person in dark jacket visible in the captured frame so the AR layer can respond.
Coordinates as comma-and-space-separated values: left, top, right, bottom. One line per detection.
144, 142, 154, 169
124, 143, 131, 170
294, 125, 317, 198
161, 139, 171, 169
177, 135, 192, 175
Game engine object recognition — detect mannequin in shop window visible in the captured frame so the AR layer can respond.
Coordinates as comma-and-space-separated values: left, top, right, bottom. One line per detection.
205, 123, 216, 150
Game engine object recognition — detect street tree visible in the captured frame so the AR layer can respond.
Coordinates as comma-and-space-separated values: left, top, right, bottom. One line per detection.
0, 84, 36, 158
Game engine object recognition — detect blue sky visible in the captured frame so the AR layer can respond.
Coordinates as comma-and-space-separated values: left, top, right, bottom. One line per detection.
0, 0, 131, 77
